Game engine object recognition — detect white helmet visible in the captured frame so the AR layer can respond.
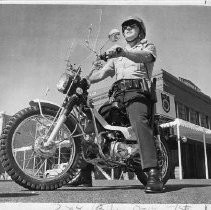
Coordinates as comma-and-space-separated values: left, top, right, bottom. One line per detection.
121, 16, 146, 38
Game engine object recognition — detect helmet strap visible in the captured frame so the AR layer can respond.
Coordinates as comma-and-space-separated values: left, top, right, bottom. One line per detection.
124, 28, 145, 45
125, 33, 142, 46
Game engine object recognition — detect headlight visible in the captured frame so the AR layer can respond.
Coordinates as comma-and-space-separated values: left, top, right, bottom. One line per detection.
76, 87, 83, 95
56, 73, 71, 93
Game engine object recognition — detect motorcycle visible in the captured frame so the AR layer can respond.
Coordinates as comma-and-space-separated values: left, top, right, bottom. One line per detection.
0, 28, 172, 191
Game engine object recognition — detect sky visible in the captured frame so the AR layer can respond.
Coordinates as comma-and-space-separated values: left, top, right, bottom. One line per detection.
0, 3, 211, 115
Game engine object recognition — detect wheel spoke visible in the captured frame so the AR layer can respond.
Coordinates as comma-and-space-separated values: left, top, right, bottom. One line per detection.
158, 142, 168, 178
11, 112, 78, 182
21, 152, 35, 169
71, 134, 83, 138
34, 159, 47, 176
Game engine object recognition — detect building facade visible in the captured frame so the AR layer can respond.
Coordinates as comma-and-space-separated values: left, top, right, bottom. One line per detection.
90, 69, 211, 179
154, 69, 211, 179
155, 69, 211, 129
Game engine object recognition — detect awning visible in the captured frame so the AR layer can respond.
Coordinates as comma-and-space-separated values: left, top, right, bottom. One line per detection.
160, 118, 210, 179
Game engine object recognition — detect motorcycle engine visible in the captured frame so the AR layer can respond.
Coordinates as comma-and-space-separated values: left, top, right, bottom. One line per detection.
110, 141, 139, 160
83, 130, 139, 164
101, 131, 139, 162
84, 102, 139, 162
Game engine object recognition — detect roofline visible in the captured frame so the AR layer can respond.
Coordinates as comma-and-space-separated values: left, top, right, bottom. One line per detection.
154, 69, 211, 104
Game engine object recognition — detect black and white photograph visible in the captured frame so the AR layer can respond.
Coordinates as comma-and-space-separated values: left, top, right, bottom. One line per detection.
0, 1, 211, 209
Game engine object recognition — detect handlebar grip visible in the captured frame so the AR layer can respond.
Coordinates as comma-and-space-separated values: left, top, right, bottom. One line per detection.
99, 53, 107, 62
116, 47, 122, 53
99, 47, 122, 61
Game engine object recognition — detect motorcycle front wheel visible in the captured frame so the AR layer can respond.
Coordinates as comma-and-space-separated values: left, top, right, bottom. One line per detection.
0, 106, 84, 190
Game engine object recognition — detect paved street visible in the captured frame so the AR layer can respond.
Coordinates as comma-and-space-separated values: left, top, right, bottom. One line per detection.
0, 179, 211, 204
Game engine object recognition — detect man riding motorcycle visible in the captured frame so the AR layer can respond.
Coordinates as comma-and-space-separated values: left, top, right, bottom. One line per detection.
68, 16, 164, 193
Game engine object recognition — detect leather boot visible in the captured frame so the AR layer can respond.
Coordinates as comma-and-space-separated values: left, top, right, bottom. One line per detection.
67, 164, 93, 187
145, 168, 164, 193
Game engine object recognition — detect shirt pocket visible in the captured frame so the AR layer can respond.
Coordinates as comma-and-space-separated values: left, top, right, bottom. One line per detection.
124, 61, 140, 69
115, 57, 124, 69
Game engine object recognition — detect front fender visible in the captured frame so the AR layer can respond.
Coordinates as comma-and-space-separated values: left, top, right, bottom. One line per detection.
29, 99, 81, 129
29, 99, 61, 112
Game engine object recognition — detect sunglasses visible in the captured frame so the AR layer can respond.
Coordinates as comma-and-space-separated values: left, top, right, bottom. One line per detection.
122, 23, 138, 31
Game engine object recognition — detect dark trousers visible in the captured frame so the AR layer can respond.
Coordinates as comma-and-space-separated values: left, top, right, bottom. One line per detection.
114, 90, 158, 170
84, 90, 158, 172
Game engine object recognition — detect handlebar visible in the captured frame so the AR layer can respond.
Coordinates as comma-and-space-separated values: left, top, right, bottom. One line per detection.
99, 53, 107, 62
99, 47, 122, 62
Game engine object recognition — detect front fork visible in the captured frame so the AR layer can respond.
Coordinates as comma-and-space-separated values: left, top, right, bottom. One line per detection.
44, 95, 79, 147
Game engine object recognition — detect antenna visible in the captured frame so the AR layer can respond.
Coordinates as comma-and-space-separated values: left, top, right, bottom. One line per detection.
79, 9, 104, 65
86, 24, 93, 46
45, 87, 50, 96
65, 40, 75, 71
66, 40, 75, 60
93, 9, 103, 52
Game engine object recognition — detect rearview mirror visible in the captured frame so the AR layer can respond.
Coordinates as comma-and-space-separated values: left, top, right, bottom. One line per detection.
108, 29, 120, 42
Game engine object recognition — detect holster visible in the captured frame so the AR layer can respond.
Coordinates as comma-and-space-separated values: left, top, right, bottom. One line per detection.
149, 78, 157, 128
149, 78, 157, 103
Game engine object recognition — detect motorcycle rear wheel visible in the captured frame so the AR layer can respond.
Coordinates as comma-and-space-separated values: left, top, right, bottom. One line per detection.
157, 136, 172, 185
0, 106, 84, 190
135, 136, 172, 186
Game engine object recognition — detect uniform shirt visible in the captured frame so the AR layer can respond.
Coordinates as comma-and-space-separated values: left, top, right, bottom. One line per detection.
102, 39, 157, 82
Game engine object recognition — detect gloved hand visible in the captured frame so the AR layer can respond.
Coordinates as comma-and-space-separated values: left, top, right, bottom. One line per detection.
81, 77, 91, 89
84, 59, 103, 85
106, 45, 125, 59
92, 59, 104, 71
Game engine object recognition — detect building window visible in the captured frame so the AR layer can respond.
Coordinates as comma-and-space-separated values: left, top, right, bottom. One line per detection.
190, 108, 200, 125
201, 114, 209, 128
177, 102, 189, 121
175, 101, 178, 117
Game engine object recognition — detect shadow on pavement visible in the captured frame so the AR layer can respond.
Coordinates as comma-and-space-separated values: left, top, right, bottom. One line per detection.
0, 193, 38, 198
59, 184, 145, 191
164, 183, 211, 193
59, 183, 211, 193
19, 182, 211, 193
